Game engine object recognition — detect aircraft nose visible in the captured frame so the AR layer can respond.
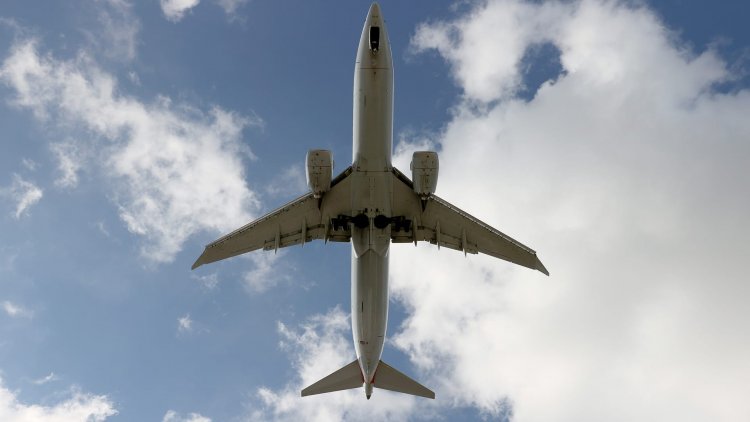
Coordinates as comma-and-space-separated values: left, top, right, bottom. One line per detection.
355, 1, 391, 67
368, 2, 381, 19
365, 2, 385, 53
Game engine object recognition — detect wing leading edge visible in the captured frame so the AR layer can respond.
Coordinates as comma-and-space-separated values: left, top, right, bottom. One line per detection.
191, 166, 354, 270
390, 167, 549, 275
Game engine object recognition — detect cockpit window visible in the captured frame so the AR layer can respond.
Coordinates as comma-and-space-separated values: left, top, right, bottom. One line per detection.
369, 26, 380, 51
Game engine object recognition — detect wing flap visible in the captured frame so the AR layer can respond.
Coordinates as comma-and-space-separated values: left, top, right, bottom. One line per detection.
413, 225, 479, 254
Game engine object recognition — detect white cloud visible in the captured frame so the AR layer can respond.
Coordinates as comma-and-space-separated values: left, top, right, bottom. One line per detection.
161, 0, 201, 22
177, 314, 193, 333
127, 70, 140, 86
242, 253, 287, 294
246, 308, 422, 422
160, 0, 248, 22
95, 0, 140, 61
51, 141, 86, 189
0, 377, 117, 421
20, 159, 36, 171
192, 273, 219, 290
214, 0, 249, 18
2, 300, 32, 318
32, 372, 58, 385
1, 175, 43, 219
94, 221, 111, 238
163, 409, 211, 422
390, 1, 750, 421
411, 0, 567, 103
0, 247, 19, 273
0, 39, 261, 263
265, 165, 307, 199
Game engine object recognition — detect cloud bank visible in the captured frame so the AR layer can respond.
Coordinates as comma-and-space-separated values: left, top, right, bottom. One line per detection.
0, 40, 260, 262
0, 378, 116, 421
388, 0, 750, 421
240, 1, 749, 420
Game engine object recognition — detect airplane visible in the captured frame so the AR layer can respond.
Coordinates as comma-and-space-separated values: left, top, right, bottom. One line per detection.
191, 2, 548, 400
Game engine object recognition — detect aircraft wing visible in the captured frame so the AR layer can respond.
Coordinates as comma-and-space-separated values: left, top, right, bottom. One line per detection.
390, 168, 549, 275
192, 167, 354, 269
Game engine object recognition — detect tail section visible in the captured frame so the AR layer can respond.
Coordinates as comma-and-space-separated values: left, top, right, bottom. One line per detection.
301, 359, 363, 397
373, 360, 435, 399
300, 359, 435, 400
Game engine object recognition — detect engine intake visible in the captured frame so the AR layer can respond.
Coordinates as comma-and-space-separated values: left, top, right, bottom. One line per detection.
410, 151, 439, 198
306, 149, 333, 198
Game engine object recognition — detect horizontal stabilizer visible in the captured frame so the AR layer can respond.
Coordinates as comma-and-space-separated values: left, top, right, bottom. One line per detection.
374, 360, 435, 399
301, 359, 363, 397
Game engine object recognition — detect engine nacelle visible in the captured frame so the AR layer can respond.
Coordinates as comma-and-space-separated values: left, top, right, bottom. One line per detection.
306, 149, 333, 198
410, 151, 439, 198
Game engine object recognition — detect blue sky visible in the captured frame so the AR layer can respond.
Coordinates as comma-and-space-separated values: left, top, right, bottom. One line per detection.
1, 1, 749, 421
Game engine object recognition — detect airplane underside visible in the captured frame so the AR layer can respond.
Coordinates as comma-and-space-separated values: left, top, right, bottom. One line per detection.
191, 2, 547, 401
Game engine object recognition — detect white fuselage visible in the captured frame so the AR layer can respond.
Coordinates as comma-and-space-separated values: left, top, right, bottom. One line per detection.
194, 3, 541, 400
350, 4, 393, 391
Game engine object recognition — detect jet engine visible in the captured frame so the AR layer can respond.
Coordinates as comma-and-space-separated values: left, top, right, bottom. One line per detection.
410, 151, 439, 198
306, 149, 333, 198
